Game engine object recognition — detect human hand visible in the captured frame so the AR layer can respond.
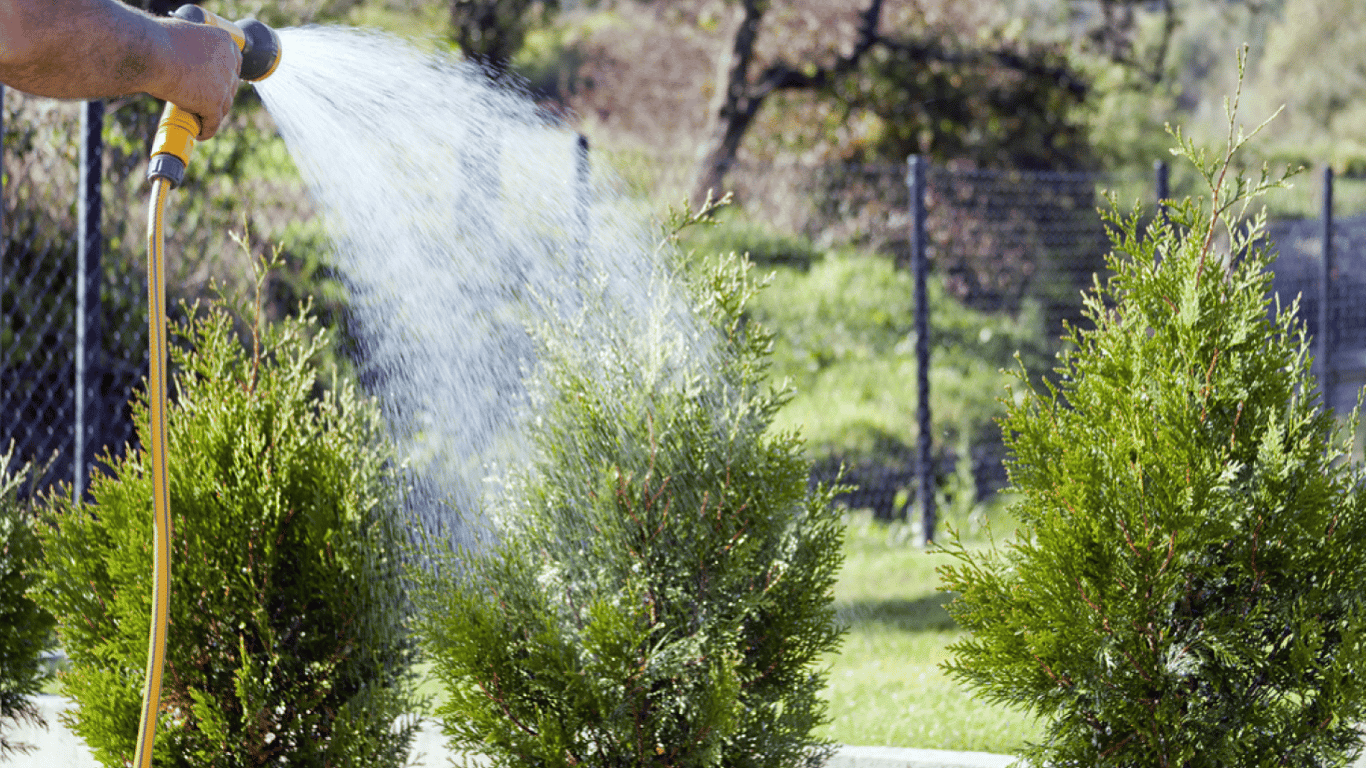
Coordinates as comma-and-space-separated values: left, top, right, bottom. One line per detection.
148, 18, 241, 140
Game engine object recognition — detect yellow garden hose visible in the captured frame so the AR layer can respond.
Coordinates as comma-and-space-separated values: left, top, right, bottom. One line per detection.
135, 8, 281, 764
134, 177, 174, 768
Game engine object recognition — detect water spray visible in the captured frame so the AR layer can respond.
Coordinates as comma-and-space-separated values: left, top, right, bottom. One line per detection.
136, 7, 280, 766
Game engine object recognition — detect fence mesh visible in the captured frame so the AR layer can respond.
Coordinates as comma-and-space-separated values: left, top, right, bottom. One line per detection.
1, 89, 314, 494
2, 96, 82, 490
705, 157, 1366, 520
5, 106, 1366, 514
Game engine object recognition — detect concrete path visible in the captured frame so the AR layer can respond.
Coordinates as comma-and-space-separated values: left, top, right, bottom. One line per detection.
11, 695, 1366, 768
6, 695, 1014, 768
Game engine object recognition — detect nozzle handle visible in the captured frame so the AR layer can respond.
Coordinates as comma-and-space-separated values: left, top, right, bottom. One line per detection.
171, 5, 246, 50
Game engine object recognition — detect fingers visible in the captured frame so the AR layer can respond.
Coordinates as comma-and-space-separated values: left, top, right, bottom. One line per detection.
193, 25, 241, 140
158, 20, 241, 140
194, 76, 236, 140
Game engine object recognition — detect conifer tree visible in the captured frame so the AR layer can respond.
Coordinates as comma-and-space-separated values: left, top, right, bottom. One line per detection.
415, 202, 845, 768
940, 61, 1366, 768
0, 447, 54, 758
38, 260, 420, 767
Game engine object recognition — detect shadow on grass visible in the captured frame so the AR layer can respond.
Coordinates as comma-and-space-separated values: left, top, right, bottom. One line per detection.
835, 593, 959, 633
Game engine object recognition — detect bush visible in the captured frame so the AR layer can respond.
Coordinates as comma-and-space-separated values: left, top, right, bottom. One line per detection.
752, 251, 1050, 461
36, 268, 421, 767
0, 445, 54, 758
414, 213, 845, 768
938, 82, 1366, 766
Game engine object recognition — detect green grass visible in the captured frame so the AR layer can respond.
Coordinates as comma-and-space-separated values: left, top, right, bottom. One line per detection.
816, 512, 1041, 754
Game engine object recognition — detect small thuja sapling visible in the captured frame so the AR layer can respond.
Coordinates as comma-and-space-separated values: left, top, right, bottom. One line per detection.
38, 253, 422, 768
939, 70, 1366, 767
414, 195, 845, 768
0, 446, 55, 759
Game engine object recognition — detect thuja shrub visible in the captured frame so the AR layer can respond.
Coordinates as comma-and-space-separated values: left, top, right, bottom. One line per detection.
939, 88, 1366, 766
0, 446, 54, 758
415, 208, 845, 768
37, 273, 420, 767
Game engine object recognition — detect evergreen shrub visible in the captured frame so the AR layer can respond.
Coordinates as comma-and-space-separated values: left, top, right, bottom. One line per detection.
0, 445, 54, 758
37, 265, 420, 767
415, 204, 845, 768
939, 81, 1366, 766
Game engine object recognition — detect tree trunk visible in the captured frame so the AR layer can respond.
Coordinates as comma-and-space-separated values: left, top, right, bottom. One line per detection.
688, 0, 884, 209
689, 0, 765, 209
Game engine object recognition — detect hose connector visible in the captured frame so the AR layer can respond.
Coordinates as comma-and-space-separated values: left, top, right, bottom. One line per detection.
148, 5, 282, 186
148, 105, 197, 186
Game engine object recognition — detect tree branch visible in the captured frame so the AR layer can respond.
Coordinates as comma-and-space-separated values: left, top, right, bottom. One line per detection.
877, 37, 1088, 100
751, 0, 883, 100
691, 0, 1087, 204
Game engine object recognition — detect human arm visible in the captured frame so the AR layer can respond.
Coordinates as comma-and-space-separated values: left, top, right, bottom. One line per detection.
0, 0, 241, 138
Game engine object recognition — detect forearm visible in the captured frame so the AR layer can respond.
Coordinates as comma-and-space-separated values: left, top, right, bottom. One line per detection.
0, 0, 175, 101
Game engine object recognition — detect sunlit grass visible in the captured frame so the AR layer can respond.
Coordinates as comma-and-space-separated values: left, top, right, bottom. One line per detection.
816, 511, 1040, 754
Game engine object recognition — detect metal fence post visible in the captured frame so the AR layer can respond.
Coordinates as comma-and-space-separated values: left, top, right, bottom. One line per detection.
907, 155, 935, 546
1320, 164, 1334, 404
574, 134, 589, 285
0, 85, 5, 467
74, 99, 103, 500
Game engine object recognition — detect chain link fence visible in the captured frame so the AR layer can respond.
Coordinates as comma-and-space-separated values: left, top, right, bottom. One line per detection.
1, 87, 313, 496
691, 156, 1366, 531
5, 102, 1364, 521
1, 92, 170, 493
680, 157, 1137, 525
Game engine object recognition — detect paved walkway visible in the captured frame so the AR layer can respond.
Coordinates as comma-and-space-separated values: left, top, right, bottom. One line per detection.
8, 695, 1014, 768
13, 695, 1366, 768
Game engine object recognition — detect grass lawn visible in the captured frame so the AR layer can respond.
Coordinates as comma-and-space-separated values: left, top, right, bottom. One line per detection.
817, 512, 1041, 754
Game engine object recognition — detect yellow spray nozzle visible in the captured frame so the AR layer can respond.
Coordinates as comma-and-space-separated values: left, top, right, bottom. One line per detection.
147, 4, 282, 186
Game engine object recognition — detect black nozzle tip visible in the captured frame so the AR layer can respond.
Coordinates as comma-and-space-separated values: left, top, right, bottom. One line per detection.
238, 18, 281, 82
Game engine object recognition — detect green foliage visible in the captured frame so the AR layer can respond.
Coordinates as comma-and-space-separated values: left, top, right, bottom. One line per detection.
939, 79, 1366, 766
415, 207, 845, 768
0, 446, 55, 759
831, 41, 1090, 170
450, 0, 563, 72
1251, 0, 1366, 168
36, 262, 420, 767
749, 251, 1049, 462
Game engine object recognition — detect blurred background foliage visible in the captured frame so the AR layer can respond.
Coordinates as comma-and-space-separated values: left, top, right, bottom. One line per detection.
100, 1, 1356, 217
10, 0, 1354, 510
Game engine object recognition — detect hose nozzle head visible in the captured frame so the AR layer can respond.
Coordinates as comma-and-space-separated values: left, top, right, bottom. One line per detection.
170, 5, 282, 82
237, 18, 282, 82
